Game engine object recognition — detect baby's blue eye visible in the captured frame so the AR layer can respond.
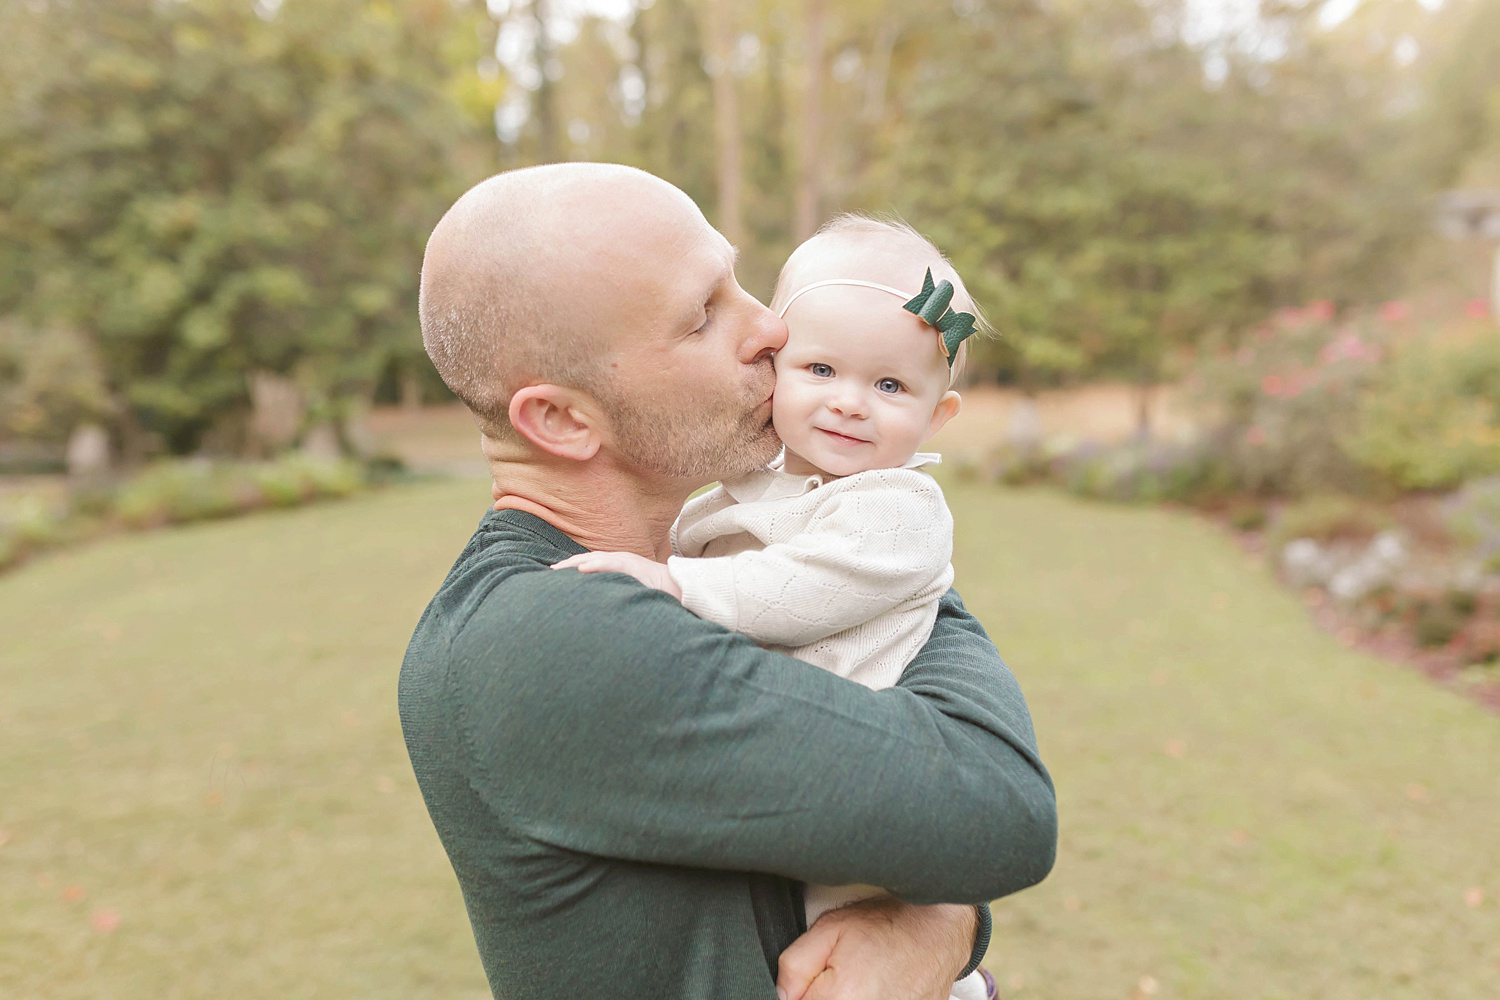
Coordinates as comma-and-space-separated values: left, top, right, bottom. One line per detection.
876, 378, 904, 394
809, 363, 834, 378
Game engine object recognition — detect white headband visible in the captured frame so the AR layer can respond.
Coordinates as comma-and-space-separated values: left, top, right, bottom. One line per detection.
775, 279, 913, 318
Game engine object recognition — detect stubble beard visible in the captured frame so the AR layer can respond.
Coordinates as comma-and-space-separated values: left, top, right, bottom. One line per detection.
597, 371, 780, 481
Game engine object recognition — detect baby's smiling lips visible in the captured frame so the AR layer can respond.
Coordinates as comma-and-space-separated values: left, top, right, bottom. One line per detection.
817, 427, 870, 446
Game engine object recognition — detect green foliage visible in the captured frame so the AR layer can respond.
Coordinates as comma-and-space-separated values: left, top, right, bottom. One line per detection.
1442, 476, 1500, 570
1345, 323, 1500, 491
1264, 495, 1396, 557
0, 0, 492, 456
1183, 308, 1394, 497
0, 455, 368, 572
1051, 438, 1235, 505
1410, 593, 1470, 649
113, 457, 365, 528
0, 0, 1484, 459
868, 0, 1435, 388
0, 319, 111, 445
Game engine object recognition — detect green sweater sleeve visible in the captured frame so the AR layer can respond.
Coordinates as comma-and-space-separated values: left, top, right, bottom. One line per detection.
448, 566, 1057, 905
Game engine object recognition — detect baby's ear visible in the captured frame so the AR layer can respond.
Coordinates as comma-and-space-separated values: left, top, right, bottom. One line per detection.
926, 390, 961, 439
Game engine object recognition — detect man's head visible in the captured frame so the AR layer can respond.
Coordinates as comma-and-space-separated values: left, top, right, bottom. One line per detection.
420, 164, 784, 483
768, 216, 977, 478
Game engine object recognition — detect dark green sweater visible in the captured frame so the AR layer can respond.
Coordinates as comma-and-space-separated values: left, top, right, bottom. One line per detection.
399, 509, 1056, 999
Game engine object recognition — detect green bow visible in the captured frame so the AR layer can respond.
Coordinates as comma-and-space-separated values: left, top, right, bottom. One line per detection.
903, 268, 976, 367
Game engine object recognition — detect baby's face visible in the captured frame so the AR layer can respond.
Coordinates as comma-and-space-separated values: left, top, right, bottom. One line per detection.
773, 284, 957, 479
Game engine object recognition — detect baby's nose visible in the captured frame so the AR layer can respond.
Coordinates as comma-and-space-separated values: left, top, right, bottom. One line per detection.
829, 388, 867, 416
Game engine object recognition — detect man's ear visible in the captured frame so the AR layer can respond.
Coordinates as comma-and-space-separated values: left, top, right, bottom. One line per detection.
508, 385, 602, 461
925, 390, 961, 439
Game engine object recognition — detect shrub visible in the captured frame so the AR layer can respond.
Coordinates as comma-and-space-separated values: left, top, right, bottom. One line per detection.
1467, 619, 1500, 665
1053, 438, 1236, 505
1345, 322, 1500, 490
1264, 495, 1395, 556
1441, 477, 1500, 570
114, 462, 240, 528
983, 446, 1050, 487
112, 456, 364, 529
1412, 598, 1467, 649
0, 455, 371, 575
1183, 309, 1394, 497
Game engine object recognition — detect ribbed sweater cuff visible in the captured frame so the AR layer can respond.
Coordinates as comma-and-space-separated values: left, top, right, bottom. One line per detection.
958, 904, 992, 980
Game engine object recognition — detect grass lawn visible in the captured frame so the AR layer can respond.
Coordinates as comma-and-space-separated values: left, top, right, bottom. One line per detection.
3, 477, 1496, 999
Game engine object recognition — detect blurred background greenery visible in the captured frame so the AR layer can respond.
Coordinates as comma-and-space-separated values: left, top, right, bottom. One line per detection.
3, 0, 1500, 996
1, 0, 1498, 464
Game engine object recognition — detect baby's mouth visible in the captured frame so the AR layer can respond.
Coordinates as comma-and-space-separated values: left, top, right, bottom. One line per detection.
817, 428, 869, 445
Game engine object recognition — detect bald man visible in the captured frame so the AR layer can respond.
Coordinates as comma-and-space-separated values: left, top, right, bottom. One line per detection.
399, 164, 1056, 1000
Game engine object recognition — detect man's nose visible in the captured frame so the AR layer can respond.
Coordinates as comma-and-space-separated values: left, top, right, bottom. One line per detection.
741, 300, 787, 364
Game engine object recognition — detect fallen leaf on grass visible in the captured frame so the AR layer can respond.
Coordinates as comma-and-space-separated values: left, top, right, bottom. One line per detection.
62, 885, 86, 903
1227, 829, 1252, 847
1464, 887, 1484, 908
1132, 974, 1160, 999
1404, 783, 1429, 803
1164, 739, 1187, 758
90, 909, 120, 933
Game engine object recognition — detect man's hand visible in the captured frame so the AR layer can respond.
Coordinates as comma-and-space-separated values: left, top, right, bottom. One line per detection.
551, 551, 683, 599
777, 899, 978, 1000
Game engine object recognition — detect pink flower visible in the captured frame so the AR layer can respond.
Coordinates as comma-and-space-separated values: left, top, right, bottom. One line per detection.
1466, 299, 1491, 320
1275, 306, 1309, 329
1308, 300, 1335, 322
91, 909, 121, 934
1379, 300, 1410, 323
1245, 426, 1267, 447
1261, 374, 1285, 396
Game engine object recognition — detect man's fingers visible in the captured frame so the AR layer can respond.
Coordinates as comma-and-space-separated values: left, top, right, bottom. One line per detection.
776, 922, 840, 1000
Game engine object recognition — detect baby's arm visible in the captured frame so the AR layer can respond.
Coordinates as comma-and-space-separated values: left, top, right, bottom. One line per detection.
670, 471, 953, 647
551, 550, 681, 598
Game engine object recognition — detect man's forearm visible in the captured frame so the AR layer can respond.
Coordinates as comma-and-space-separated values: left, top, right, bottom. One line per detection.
464, 576, 1057, 902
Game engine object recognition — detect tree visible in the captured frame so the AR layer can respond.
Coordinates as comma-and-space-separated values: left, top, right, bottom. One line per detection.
0, 0, 493, 458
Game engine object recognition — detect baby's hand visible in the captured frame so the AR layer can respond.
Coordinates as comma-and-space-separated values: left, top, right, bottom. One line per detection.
551, 551, 683, 599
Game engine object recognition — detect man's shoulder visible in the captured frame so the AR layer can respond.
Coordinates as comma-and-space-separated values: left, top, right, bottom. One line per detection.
433, 510, 718, 663
424, 510, 577, 622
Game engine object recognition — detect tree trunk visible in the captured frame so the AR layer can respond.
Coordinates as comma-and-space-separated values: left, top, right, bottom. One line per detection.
399, 370, 424, 411
793, 0, 826, 241
1491, 241, 1500, 321
1134, 378, 1154, 443
533, 0, 559, 161
862, 22, 897, 123
705, 0, 743, 246
248, 369, 305, 457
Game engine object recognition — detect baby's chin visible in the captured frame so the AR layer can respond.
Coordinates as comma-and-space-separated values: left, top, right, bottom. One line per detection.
782, 448, 918, 480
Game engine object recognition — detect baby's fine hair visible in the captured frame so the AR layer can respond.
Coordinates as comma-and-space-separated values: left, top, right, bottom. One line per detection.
771, 213, 990, 383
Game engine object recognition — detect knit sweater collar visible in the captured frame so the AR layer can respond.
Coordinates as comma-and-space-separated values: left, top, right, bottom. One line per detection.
721, 451, 941, 504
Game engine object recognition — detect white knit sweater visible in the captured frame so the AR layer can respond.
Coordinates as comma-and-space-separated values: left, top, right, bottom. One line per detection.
668, 453, 955, 690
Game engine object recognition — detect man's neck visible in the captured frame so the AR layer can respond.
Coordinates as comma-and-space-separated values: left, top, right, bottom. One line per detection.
488, 458, 696, 561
